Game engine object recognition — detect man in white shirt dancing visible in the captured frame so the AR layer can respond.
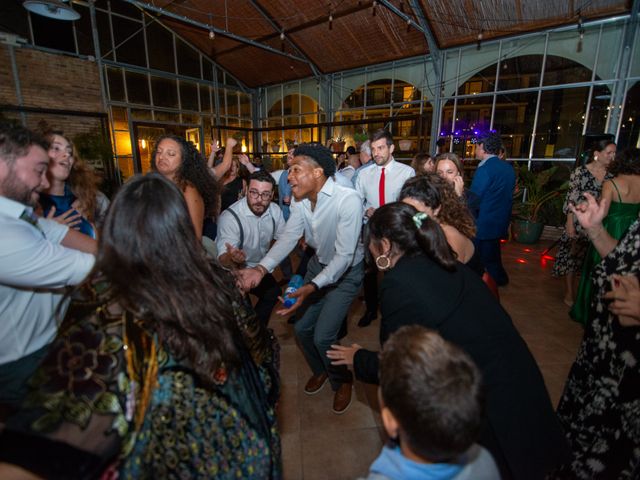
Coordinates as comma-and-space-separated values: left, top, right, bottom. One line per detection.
239, 143, 364, 414
0, 123, 95, 407
355, 129, 414, 327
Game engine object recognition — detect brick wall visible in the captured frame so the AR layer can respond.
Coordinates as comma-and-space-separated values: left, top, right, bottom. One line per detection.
0, 44, 105, 137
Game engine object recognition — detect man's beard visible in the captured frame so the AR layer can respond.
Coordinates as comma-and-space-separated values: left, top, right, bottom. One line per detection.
1, 169, 38, 206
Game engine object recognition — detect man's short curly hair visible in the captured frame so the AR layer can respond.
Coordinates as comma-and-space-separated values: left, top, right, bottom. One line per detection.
607, 148, 640, 176
477, 132, 503, 155
293, 143, 336, 178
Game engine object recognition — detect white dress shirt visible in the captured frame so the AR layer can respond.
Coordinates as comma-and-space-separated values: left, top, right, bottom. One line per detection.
355, 158, 415, 211
0, 196, 95, 365
216, 198, 285, 268
259, 177, 364, 289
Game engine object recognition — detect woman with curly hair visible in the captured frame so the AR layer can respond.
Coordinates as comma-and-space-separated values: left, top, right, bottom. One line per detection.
571, 148, 640, 324
152, 134, 218, 239
0, 174, 281, 479
399, 173, 483, 276
39, 131, 104, 238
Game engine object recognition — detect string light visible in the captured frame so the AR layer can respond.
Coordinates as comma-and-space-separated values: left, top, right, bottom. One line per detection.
406, 18, 411, 33
329, 13, 333, 30
576, 11, 585, 53
280, 30, 285, 52
372, 0, 377, 17
476, 30, 483, 50
209, 29, 215, 40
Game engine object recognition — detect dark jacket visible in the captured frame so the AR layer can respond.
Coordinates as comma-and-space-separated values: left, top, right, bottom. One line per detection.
470, 156, 515, 239
353, 254, 569, 480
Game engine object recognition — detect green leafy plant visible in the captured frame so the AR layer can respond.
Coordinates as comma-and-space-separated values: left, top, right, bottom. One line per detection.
232, 131, 244, 142
285, 137, 296, 149
512, 163, 569, 224
353, 129, 368, 143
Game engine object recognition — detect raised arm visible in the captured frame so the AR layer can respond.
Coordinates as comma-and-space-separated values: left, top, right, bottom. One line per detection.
210, 138, 236, 179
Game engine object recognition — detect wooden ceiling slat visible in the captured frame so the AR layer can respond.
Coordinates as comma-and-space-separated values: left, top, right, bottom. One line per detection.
143, 0, 630, 87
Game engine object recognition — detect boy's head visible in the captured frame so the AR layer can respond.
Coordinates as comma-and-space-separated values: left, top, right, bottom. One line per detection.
378, 326, 483, 462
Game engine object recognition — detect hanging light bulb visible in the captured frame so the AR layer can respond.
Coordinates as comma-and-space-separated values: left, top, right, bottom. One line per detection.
406, 18, 411, 33
209, 29, 215, 40
280, 30, 285, 52
576, 13, 585, 53
476, 31, 483, 51
372, 0, 377, 17
329, 13, 333, 30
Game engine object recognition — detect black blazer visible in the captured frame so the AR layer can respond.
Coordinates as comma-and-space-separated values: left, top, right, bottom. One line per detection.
353, 254, 569, 480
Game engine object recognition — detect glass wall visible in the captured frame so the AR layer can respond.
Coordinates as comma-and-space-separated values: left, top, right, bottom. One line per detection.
259, 15, 638, 166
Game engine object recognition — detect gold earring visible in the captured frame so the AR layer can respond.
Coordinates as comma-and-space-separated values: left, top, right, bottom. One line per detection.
375, 254, 392, 271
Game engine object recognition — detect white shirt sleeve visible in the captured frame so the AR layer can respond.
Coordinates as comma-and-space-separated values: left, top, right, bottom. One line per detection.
259, 201, 305, 273
0, 222, 94, 288
215, 210, 242, 258
312, 191, 363, 288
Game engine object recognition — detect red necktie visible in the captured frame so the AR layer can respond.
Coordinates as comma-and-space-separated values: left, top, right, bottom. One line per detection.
378, 167, 386, 206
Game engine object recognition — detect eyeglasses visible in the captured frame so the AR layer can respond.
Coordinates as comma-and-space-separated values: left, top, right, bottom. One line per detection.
248, 189, 273, 201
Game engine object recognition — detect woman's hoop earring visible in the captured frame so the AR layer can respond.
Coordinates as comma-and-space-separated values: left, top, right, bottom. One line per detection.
375, 254, 392, 271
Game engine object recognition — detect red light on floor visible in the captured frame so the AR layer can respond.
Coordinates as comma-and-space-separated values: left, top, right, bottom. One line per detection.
541, 254, 555, 261
523, 248, 532, 253
516, 258, 527, 264
500, 239, 508, 244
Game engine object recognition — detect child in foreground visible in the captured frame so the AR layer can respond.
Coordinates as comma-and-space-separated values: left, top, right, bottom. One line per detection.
362, 325, 500, 480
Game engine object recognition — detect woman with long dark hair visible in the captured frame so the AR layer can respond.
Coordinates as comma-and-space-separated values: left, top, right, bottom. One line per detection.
0, 174, 280, 479
151, 134, 218, 239
553, 139, 615, 310
328, 202, 569, 480
399, 174, 483, 275
571, 148, 640, 324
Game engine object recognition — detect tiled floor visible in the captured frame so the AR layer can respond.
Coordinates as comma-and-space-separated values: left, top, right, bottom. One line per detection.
270, 239, 584, 480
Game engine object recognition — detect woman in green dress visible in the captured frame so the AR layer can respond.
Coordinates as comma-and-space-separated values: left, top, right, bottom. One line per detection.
571, 148, 640, 325
0, 174, 281, 479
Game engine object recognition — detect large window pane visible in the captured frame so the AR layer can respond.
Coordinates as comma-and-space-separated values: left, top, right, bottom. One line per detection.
493, 91, 538, 158
498, 55, 543, 91
176, 39, 201, 78
146, 21, 174, 73
199, 85, 212, 113
534, 87, 589, 158
113, 17, 146, 67
125, 71, 150, 105
202, 58, 213, 81
586, 84, 613, 134
151, 76, 178, 108
456, 64, 497, 95
31, 12, 75, 53
96, 10, 113, 61
617, 81, 640, 150
179, 81, 199, 111
455, 96, 493, 134
543, 55, 593, 87
106, 67, 125, 102
73, 5, 95, 56
239, 93, 251, 117
226, 91, 239, 116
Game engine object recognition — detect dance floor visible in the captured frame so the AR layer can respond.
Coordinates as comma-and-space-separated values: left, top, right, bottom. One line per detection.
269, 239, 584, 479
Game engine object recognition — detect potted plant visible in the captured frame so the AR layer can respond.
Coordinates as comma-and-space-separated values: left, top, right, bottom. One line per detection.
511, 163, 569, 244
330, 135, 345, 153
353, 129, 368, 149
270, 137, 281, 153
398, 128, 413, 151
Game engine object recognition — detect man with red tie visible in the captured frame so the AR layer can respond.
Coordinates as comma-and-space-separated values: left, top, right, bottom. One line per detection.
355, 129, 414, 327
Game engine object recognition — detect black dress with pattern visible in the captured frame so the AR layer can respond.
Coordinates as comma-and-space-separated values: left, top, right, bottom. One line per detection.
552, 215, 640, 479
552, 166, 613, 277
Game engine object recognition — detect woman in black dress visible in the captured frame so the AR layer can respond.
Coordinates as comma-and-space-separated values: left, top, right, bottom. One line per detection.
328, 202, 569, 480
551, 192, 640, 479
